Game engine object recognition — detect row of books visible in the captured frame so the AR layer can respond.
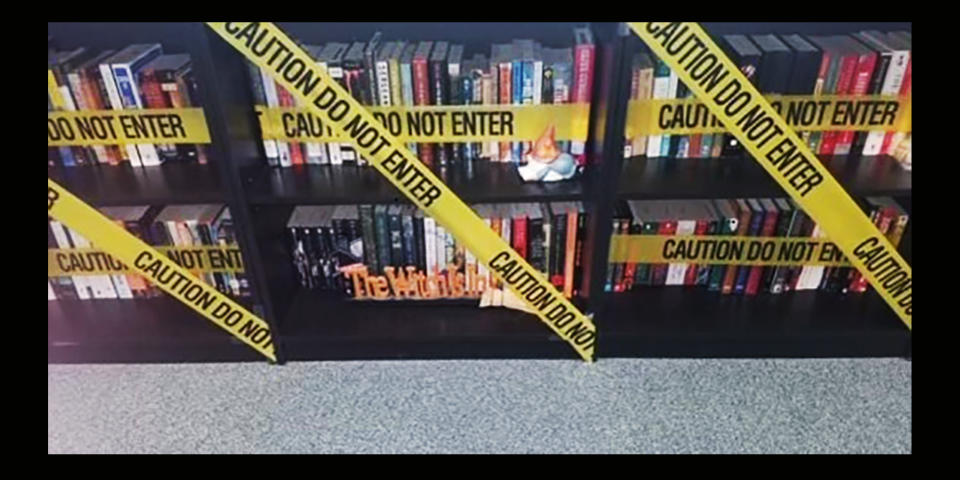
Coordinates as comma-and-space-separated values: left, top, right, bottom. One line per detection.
625, 30, 912, 160
287, 202, 587, 298
248, 28, 595, 168
47, 204, 249, 301
48, 43, 207, 168
606, 197, 909, 295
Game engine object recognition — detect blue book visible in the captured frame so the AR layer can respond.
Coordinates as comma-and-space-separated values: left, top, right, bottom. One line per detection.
512, 46, 524, 163
734, 199, 764, 295
110, 43, 162, 166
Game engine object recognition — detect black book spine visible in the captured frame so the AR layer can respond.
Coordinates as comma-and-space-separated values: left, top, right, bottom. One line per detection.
430, 56, 450, 165
318, 225, 336, 290
528, 215, 545, 274
375, 206, 391, 274
402, 209, 416, 268
573, 208, 586, 296
389, 210, 403, 268
359, 205, 378, 275
306, 226, 324, 290
449, 73, 463, 163
414, 215, 426, 272
763, 205, 792, 293
348, 215, 363, 266
552, 211, 566, 288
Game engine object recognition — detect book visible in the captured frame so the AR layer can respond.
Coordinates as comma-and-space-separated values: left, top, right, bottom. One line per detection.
364, 32, 384, 108
818, 36, 857, 155
402, 205, 416, 268
768, 198, 797, 294
429, 41, 451, 166
879, 32, 911, 156
835, 36, 877, 156
720, 35, 762, 159
359, 204, 379, 275
447, 44, 465, 164
321, 43, 350, 165
139, 54, 192, 163
247, 60, 279, 166
571, 26, 595, 166
413, 41, 434, 166
342, 42, 367, 165
779, 35, 822, 149
666, 201, 696, 286
734, 199, 763, 295
709, 199, 740, 292
399, 43, 418, 157
852, 32, 895, 157
647, 58, 671, 158
302, 45, 328, 165
111, 43, 163, 166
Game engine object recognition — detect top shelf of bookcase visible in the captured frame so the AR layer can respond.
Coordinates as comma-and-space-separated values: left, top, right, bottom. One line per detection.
242, 161, 589, 206
618, 155, 911, 200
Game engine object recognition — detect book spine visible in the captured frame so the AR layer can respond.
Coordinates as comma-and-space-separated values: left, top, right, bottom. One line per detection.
605, 217, 620, 292
734, 210, 760, 294
260, 68, 292, 167
857, 49, 891, 156
413, 55, 433, 166
50, 220, 92, 299
276, 84, 304, 166
57, 69, 92, 166
431, 58, 450, 166
376, 57, 392, 107
513, 212, 528, 260
358, 205, 378, 276
563, 207, 578, 298
694, 218, 713, 286
248, 62, 279, 166
512, 57, 523, 163
402, 210, 416, 268
651, 220, 676, 286
807, 49, 832, 153
139, 69, 179, 162
573, 208, 587, 296
528, 214, 545, 275
551, 211, 566, 288
571, 40, 594, 165
746, 207, 777, 295
424, 216, 436, 275
414, 214, 426, 272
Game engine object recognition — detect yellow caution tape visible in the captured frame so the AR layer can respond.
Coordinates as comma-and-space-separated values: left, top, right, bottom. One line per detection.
208, 22, 596, 361
48, 108, 211, 147
626, 94, 912, 136
609, 234, 851, 266
48, 245, 245, 276
629, 23, 912, 326
48, 179, 276, 361
255, 103, 590, 142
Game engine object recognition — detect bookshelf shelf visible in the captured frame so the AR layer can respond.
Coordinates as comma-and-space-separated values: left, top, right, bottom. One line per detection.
600, 289, 909, 357
47, 163, 226, 206
618, 155, 912, 200
243, 162, 588, 206
278, 291, 581, 360
48, 297, 261, 363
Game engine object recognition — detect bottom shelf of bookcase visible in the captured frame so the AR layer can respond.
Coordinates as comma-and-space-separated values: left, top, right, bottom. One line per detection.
277, 291, 586, 361
48, 296, 264, 363
600, 289, 910, 358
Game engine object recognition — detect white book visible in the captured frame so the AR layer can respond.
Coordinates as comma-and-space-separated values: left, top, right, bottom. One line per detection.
50, 220, 91, 300
647, 67, 671, 157
424, 216, 437, 275
48, 280, 56, 301
260, 68, 292, 167
798, 224, 821, 290
67, 226, 119, 299
435, 223, 447, 274
326, 59, 351, 165
666, 206, 696, 286
475, 205, 490, 287
98, 61, 137, 164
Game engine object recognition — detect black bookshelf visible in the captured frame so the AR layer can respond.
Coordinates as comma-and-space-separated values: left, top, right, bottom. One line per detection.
48, 22, 913, 364
48, 163, 225, 206
618, 155, 912, 200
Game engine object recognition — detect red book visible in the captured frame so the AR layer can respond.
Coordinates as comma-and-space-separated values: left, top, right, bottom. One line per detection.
79, 66, 120, 165
497, 48, 512, 163
684, 218, 709, 286
651, 208, 677, 287
820, 42, 857, 155
571, 27, 595, 166
882, 55, 911, 155
412, 42, 433, 166
276, 84, 304, 165
688, 134, 702, 159
618, 216, 635, 292
837, 38, 877, 154
745, 199, 779, 295
512, 206, 528, 260
721, 200, 750, 294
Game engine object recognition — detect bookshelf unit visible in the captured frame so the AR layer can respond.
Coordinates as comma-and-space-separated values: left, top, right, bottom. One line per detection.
47, 22, 912, 364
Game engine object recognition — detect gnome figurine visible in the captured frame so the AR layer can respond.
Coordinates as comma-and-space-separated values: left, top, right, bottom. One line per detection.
517, 125, 578, 182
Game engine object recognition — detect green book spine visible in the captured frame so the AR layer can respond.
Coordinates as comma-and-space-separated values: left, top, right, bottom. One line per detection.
374, 206, 391, 275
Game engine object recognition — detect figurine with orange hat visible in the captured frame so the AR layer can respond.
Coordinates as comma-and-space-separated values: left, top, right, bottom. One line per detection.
517, 124, 579, 182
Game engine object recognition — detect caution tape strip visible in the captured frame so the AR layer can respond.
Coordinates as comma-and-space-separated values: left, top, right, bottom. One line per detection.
629, 23, 912, 325
48, 179, 276, 361
609, 235, 851, 266
626, 94, 912, 136
256, 104, 591, 142
48, 108, 211, 147
48, 245, 245, 276
208, 22, 596, 361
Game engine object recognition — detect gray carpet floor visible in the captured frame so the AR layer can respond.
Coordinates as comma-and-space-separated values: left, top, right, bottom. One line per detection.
48, 358, 911, 454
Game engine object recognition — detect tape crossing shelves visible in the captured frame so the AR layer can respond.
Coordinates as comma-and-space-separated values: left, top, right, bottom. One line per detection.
48, 246, 245, 276
628, 23, 912, 326
48, 179, 277, 361
48, 108, 211, 147
256, 104, 590, 142
207, 22, 597, 361
626, 94, 912, 136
